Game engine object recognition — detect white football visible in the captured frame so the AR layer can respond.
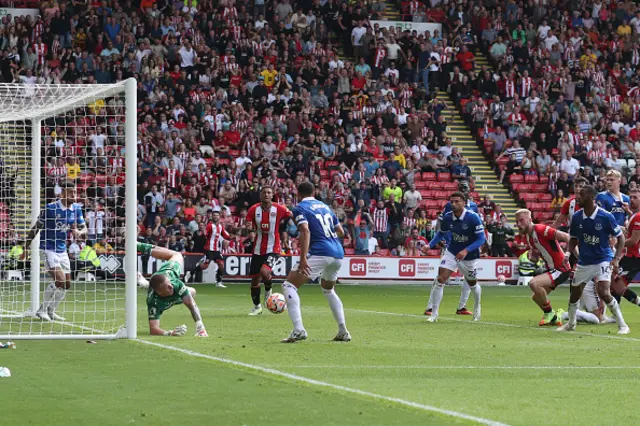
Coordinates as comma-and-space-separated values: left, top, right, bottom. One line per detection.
497, 274, 506, 283
266, 293, 287, 314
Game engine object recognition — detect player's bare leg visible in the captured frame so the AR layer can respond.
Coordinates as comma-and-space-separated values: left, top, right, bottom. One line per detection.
248, 274, 263, 315
281, 269, 308, 342
37, 269, 68, 322
529, 274, 561, 326
427, 268, 453, 322
184, 255, 207, 283
261, 265, 273, 304
612, 276, 640, 307
595, 279, 629, 334
321, 279, 350, 341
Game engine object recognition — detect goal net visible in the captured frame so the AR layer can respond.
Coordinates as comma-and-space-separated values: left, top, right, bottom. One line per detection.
0, 80, 137, 340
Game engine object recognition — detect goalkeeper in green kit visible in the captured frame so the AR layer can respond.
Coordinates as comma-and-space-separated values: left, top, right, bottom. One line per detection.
138, 242, 208, 337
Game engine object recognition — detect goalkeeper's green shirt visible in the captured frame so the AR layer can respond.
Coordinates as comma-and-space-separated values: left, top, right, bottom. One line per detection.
146, 260, 189, 320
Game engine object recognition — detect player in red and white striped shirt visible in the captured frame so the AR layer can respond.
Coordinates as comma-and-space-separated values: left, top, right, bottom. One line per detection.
515, 209, 572, 326
185, 211, 233, 288
246, 186, 293, 315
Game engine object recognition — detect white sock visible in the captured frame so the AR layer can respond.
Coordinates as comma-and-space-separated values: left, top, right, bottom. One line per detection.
458, 280, 471, 310
568, 301, 579, 325
426, 283, 434, 310
322, 288, 347, 333
431, 282, 445, 317
469, 283, 481, 310
50, 288, 66, 313
41, 283, 57, 312
607, 299, 627, 327
575, 309, 600, 324
282, 281, 304, 332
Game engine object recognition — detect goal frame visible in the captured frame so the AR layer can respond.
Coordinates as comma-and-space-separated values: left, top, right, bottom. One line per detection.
0, 78, 138, 340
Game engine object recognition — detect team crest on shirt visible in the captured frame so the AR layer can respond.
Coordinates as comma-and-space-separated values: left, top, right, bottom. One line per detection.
595, 223, 603, 231
462, 223, 468, 230
270, 211, 277, 217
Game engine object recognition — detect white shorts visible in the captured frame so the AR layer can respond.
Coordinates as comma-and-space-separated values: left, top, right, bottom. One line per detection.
580, 281, 601, 313
44, 250, 71, 274
572, 262, 612, 286
439, 250, 478, 281
295, 256, 342, 282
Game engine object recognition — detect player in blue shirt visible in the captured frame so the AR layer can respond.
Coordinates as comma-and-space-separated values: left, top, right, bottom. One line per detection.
424, 192, 486, 322
558, 184, 629, 334
21, 183, 87, 322
279, 181, 350, 343
426, 182, 479, 317
595, 170, 629, 227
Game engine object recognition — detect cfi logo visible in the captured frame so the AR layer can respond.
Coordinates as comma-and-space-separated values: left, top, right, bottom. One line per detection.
495, 260, 513, 278
349, 258, 366, 276
398, 259, 416, 277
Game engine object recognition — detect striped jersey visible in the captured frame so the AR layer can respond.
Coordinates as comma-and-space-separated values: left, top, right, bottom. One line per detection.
205, 222, 231, 252
247, 203, 292, 255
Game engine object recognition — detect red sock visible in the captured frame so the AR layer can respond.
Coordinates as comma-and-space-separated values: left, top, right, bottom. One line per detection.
541, 301, 552, 313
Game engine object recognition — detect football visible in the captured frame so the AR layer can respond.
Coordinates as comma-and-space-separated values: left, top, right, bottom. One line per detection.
497, 274, 506, 284
266, 293, 287, 314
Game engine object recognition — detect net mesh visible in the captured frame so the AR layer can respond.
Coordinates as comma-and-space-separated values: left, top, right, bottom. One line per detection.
0, 82, 131, 338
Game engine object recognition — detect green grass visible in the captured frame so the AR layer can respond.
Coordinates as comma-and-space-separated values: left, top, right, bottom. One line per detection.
2, 284, 640, 425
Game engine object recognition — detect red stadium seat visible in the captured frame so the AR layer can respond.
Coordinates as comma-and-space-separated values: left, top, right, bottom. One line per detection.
443, 182, 458, 191
419, 190, 430, 198
524, 174, 539, 183
470, 191, 480, 200
344, 248, 355, 255
415, 181, 428, 189
539, 193, 552, 202
422, 172, 436, 181
320, 170, 329, 179
80, 174, 95, 184
325, 160, 339, 169
534, 211, 554, 221
532, 184, 548, 193
437, 200, 448, 209
539, 176, 549, 185
228, 205, 237, 214
427, 249, 441, 256
423, 200, 439, 209
95, 175, 107, 186
519, 193, 537, 202
228, 150, 240, 158
437, 172, 451, 181
434, 191, 448, 199
219, 158, 230, 165
509, 174, 524, 184
511, 183, 524, 193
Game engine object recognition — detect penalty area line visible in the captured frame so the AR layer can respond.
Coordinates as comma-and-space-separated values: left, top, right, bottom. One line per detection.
135, 338, 510, 426
349, 309, 640, 343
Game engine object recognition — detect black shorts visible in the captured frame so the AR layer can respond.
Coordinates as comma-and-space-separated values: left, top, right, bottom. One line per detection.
547, 269, 572, 290
249, 253, 279, 277
205, 250, 224, 263
619, 257, 640, 285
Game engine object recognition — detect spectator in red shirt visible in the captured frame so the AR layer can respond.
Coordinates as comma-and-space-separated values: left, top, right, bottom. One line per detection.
456, 46, 475, 72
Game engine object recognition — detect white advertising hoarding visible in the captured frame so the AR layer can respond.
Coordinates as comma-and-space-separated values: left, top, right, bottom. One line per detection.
211, 255, 519, 282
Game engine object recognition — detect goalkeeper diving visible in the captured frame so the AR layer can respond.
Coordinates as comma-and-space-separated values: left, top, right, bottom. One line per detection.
138, 242, 208, 337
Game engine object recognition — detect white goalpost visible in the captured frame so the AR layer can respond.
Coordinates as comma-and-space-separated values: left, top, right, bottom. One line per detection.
0, 79, 137, 340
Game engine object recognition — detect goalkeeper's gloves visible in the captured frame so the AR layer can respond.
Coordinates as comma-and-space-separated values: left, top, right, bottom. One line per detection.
167, 324, 187, 336
195, 321, 208, 337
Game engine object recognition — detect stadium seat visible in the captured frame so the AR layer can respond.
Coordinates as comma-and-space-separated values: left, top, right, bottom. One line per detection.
434, 191, 448, 199
539, 176, 549, 185
415, 181, 428, 189
419, 189, 430, 198
519, 193, 537, 202
532, 184, 547, 193
219, 158, 230, 165
437, 172, 451, 181
344, 248, 355, 255
509, 174, 524, 184
95, 175, 107, 186
422, 172, 436, 181
539, 193, 552, 202
534, 211, 554, 221
426, 249, 440, 256
320, 170, 329, 179
524, 174, 539, 183
325, 160, 339, 169
228, 149, 240, 158
443, 182, 458, 191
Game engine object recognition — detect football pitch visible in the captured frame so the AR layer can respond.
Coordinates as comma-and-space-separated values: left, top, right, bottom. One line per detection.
2, 284, 640, 425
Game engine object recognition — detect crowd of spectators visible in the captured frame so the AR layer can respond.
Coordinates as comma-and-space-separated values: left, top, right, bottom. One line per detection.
2, 0, 636, 259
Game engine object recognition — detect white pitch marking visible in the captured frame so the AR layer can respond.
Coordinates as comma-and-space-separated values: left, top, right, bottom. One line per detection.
267, 365, 638, 370
348, 308, 640, 343
136, 338, 510, 426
